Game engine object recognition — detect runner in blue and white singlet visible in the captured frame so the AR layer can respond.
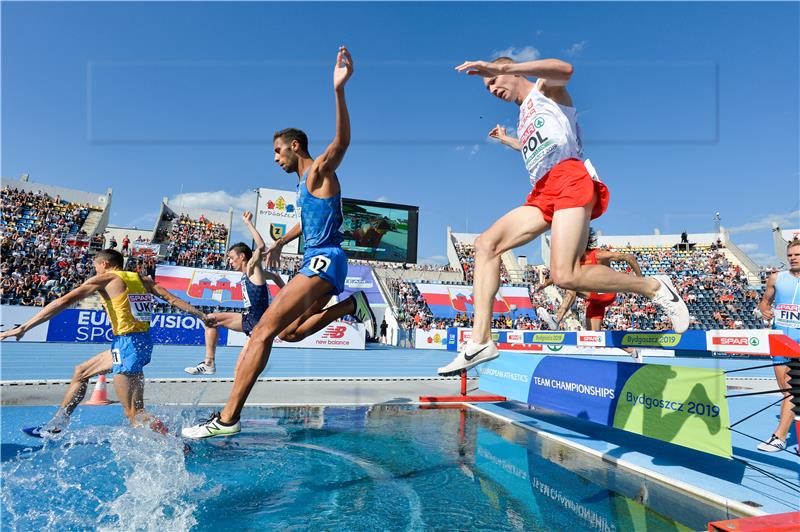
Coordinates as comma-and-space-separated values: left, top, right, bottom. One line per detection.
756, 239, 800, 452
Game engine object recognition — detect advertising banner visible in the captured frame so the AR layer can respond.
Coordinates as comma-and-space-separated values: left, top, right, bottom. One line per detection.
45, 308, 227, 346
0, 305, 49, 342
155, 265, 283, 309
227, 321, 366, 350
255, 187, 299, 255
416, 284, 536, 319
130, 243, 161, 258
341, 264, 385, 305
414, 328, 448, 349
478, 353, 732, 458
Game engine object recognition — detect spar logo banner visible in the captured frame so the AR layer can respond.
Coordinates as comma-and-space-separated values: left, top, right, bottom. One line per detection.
417, 283, 535, 318
705, 330, 776, 355
155, 265, 283, 309
479, 353, 732, 458
255, 187, 299, 255
45, 309, 227, 346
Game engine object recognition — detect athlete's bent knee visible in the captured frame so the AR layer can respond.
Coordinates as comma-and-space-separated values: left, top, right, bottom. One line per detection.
474, 233, 500, 259
551, 267, 580, 291
250, 322, 278, 344
278, 330, 302, 342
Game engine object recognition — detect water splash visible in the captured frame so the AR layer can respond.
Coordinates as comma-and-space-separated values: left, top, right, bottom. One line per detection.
1, 419, 213, 531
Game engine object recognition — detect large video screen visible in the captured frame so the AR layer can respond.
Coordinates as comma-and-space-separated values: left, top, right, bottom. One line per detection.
299, 198, 418, 263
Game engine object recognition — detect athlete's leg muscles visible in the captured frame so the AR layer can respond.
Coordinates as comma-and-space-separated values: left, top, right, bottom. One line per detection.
279, 295, 358, 342
220, 274, 335, 423
204, 312, 243, 364
774, 364, 793, 440
471, 206, 550, 344
62, 350, 114, 415
112, 372, 145, 425
549, 206, 659, 297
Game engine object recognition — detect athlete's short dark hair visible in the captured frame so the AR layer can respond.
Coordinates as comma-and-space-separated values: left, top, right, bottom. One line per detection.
788, 238, 800, 252
274, 128, 309, 154
492, 56, 516, 65
228, 242, 253, 260
95, 249, 124, 268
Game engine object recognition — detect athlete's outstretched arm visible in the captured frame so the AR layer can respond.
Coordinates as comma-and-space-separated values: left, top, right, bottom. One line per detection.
316, 46, 353, 175
0, 275, 108, 341
141, 276, 207, 321
597, 251, 643, 277
489, 125, 521, 151
264, 270, 286, 289
456, 58, 573, 84
242, 211, 266, 251
267, 222, 302, 270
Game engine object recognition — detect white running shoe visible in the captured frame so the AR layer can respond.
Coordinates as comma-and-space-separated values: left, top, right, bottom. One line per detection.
628, 348, 643, 363
650, 275, 690, 333
537, 307, 559, 330
352, 291, 376, 339
437, 340, 499, 376
184, 361, 216, 375
181, 411, 241, 439
756, 434, 786, 452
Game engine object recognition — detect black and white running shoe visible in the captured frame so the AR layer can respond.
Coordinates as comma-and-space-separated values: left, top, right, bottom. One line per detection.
184, 361, 216, 375
352, 291, 376, 339
181, 412, 241, 439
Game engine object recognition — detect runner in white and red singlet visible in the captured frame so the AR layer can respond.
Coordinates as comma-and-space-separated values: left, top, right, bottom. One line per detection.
439, 56, 689, 375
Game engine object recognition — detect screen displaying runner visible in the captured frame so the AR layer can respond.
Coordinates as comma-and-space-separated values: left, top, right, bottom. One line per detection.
299, 198, 418, 263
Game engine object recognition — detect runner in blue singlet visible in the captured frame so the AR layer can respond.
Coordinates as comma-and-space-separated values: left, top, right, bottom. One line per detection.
183, 47, 376, 439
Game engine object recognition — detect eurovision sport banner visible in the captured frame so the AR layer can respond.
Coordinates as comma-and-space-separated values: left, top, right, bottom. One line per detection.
155, 265, 284, 309
478, 353, 732, 458
45, 308, 226, 345
416, 283, 536, 319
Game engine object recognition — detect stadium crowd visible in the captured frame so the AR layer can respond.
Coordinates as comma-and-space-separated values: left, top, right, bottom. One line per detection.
1, 187, 96, 306
454, 241, 510, 284
163, 214, 229, 269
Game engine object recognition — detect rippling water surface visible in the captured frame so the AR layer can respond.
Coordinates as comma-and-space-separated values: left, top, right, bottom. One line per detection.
2, 405, 708, 530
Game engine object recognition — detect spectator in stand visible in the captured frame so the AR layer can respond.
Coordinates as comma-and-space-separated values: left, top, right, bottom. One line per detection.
122, 235, 130, 255
109, 236, 118, 249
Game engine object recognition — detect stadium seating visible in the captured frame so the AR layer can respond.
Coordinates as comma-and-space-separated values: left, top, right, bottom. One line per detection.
1, 187, 98, 306
162, 214, 229, 270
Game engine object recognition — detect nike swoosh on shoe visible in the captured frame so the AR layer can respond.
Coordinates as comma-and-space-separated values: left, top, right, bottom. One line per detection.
464, 346, 487, 361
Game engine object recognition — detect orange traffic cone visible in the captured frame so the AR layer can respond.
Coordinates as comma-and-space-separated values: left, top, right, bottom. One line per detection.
84, 374, 112, 406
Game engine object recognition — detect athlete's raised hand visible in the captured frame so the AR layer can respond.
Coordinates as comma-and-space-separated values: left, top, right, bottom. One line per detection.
455, 60, 505, 77
333, 46, 353, 91
488, 124, 521, 151
242, 211, 254, 226
489, 124, 509, 141
0, 325, 26, 342
265, 240, 283, 270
